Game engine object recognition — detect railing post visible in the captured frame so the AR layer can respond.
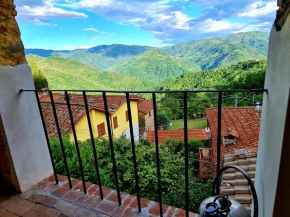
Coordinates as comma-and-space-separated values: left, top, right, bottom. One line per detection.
126, 93, 141, 212
152, 92, 163, 217
103, 92, 122, 205
83, 91, 103, 199
216, 91, 223, 195
49, 91, 72, 188
184, 92, 189, 217
65, 91, 87, 193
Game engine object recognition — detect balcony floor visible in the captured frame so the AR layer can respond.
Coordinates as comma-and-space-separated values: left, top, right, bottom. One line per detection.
0, 175, 199, 217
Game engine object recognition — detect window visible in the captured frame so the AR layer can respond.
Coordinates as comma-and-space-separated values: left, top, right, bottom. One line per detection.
125, 111, 129, 122
149, 111, 151, 117
97, 123, 106, 137
113, 116, 118, 129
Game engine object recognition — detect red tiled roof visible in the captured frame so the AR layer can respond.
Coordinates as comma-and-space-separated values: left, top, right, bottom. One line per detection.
41, 102, 85, 137
138, 99, 153, 114
205, 107, 261, 177
146, 129, 211, 144
40, 93, 141, 113
39, 93, 142, 137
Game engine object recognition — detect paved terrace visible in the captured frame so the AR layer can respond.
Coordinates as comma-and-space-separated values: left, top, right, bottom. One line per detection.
0, 175, 199, 217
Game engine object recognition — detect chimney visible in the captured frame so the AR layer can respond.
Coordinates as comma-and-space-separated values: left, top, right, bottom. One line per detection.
88, 99, 95, 105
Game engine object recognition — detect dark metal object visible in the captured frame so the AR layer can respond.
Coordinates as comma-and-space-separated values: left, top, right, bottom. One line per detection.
184, 92, 189, 217
103, 92, 121, 205
126, 93, 141, 213
216, 92, 222, 194
65, 91, 87, 193
152, 92, 163, 217
35, 92, 58, 184
21, 89, 268, 94
49, 91, 72, 188
83, 91, 103, 198
200, 165, 258, 217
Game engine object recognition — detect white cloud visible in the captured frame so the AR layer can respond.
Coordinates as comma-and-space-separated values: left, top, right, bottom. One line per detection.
62, 45, 75, 50
15, 0, 87, 24
238, 1, 277, 18
84, 28, 99, 32
258, 21, 271, 27
195, 19, 241, 33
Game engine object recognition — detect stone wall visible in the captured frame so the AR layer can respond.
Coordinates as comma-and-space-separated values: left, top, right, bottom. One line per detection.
275, 0, 290, 31
0, 0, 26, 66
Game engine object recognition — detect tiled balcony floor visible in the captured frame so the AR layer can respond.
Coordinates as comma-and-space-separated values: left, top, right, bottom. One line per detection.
0, 175, 199, 217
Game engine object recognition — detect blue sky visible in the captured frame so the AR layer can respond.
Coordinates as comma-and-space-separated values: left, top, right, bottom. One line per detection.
15, 0, 277, 50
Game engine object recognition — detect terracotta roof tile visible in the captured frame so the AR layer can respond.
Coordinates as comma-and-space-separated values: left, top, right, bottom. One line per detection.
205, 107, 261, 176
138, 99, 153, 114
220, 148, 258, 213
146, 129, 210, 144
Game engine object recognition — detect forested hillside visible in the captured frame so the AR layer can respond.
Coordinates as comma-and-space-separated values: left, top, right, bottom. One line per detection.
157, 60, 267, 90
26, 55, 154, 90
161, 31, 269, 70
109, 50, 197, 82
25, 32, 269, 77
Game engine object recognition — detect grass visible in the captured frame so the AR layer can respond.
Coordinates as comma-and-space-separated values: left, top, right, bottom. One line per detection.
171, 118, 207, 130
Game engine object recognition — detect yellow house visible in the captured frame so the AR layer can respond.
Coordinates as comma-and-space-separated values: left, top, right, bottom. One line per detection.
40, 93, 141, 141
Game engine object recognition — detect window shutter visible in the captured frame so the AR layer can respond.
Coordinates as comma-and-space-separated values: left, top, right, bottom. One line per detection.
113, 116, 118, 129
97, 123, 106, 137
126, 111, 129, 122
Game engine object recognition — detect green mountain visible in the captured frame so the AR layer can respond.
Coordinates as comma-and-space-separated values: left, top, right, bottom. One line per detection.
26, 55, 154, 90
161, 31, 269, 70
109, 50, 198, 82
156, 60, 267, 91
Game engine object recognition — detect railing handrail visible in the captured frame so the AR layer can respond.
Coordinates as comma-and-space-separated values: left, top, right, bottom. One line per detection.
20, 88, 268, 94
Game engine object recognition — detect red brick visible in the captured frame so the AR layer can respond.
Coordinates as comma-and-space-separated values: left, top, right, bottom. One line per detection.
0, 196, 36, 216
106, 191, 128, 204
47, 174, 67, 182
51, 186, 70, 198
111, 196, 134, 217
129, 197, 151, 209
166, 206, 176, 217
95, 200, 118, 215
75, 195, 89, 206
87, 185, 99, 196
149, 203, 169, 216
61, 190, 83, 203
79, 196, 101, 209
40, 196, 59, 207
94, 186, 111, 198
175, 208, 186, 217
121, 208, 140, 217
28, 194, 46, 203
74, 182, 93, 192
23, 204, 60, 217
63, 178, 81, 188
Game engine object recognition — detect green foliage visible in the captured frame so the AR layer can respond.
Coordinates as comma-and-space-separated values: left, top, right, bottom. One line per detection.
157, 110, 171, 129
162, 31, 269, 70
109, 50, 196, 82
26, 55, 154, 91
50, 136, 212, 212
28, 58, 48, 89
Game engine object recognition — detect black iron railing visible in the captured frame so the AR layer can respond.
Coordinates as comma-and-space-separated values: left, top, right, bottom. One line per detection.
21, 88, 267, 217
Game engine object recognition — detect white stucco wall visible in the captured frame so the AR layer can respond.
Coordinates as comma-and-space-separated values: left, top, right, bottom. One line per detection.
122, 123, 139, 141
0, 64, 53, 191
255, 17, 290, 216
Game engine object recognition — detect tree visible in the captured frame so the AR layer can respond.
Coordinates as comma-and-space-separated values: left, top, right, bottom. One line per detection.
28, 59, 48, 89
157, 110, 171, 129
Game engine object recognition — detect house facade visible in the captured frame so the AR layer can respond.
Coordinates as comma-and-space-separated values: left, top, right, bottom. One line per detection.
137, 99, 154, 139
40, 93, 141, 141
